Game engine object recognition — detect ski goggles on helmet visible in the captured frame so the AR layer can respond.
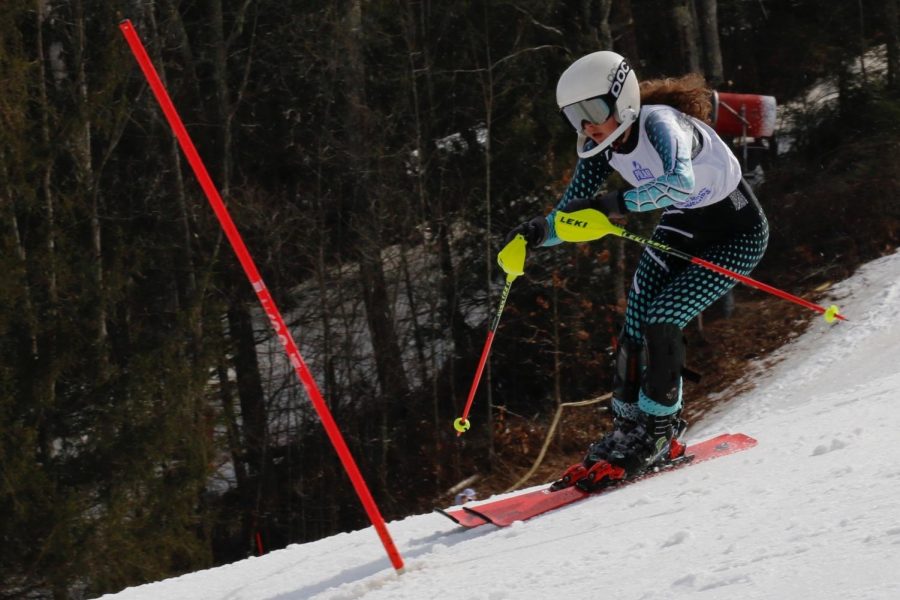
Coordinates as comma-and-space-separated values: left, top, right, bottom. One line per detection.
560, 95, 613, 132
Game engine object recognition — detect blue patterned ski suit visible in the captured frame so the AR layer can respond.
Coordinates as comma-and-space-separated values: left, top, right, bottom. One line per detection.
541, 105, 768, 418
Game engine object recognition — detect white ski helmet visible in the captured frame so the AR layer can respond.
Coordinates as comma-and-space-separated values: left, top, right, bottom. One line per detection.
556, 51, 640, 158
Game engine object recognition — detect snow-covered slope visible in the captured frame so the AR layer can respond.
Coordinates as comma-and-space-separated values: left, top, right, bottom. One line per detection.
99, 251, 900, 600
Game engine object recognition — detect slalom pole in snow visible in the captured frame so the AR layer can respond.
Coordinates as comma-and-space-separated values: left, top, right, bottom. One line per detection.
454, 235, 527, 435
554, 208, 846, 323
119, 20, 405, 574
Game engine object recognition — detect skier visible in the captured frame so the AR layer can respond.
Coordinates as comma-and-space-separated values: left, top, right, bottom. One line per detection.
505, 51, 768, 491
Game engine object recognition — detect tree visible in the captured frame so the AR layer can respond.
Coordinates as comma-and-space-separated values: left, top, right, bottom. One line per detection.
671, 0, 701, 73
697, 0, 724, 85
885, 0, 900, 90
4, 0, 898, 595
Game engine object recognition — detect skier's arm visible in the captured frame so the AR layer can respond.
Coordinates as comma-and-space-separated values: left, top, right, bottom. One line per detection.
621, 110, 695, 212
540, 154, 614, 246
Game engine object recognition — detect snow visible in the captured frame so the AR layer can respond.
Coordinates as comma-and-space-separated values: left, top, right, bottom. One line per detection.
98, 250, 900, 600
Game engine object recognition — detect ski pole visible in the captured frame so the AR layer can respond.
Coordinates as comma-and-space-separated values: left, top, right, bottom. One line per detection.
554, 208, 846, 323
454, 235, 527, 435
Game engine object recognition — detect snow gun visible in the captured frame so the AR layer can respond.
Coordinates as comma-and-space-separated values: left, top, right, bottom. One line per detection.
554, 208, 846, 324
453, 234, 527, 435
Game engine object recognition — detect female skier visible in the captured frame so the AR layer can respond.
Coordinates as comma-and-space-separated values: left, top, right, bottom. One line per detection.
506, 50, 769, 491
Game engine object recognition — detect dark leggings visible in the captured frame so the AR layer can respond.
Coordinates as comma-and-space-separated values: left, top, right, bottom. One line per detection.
620, 180, 769, 414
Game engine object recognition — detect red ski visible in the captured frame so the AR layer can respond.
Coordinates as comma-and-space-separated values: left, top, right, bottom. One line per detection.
437, 433, 756, 528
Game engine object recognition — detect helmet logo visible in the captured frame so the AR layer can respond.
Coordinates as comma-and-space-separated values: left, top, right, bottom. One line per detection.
609, 60, 631, 100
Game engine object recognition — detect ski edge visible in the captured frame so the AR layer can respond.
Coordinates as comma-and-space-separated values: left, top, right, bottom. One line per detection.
461, 505, 497, 526
433, 507, 463, 525
434, 506, 491, 527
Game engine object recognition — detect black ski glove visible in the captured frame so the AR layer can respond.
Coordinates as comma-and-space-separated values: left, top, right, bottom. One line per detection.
505, 216, 548, 249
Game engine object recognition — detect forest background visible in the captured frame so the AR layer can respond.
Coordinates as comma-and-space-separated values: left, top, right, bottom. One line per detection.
3, 1, 900, 598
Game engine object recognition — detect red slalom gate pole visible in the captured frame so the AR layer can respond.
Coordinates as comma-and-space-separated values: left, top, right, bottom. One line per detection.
119, 20, 404, 573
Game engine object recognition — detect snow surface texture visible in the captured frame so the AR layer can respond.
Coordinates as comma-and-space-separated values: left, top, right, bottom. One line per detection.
100, 251, 900, 600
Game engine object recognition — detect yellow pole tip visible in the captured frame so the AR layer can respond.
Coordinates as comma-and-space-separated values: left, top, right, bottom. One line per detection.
824, 304, 840, 323
453, 418, 471, 433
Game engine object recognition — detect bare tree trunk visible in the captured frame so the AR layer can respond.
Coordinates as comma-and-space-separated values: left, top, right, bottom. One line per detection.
886, 0, 900, 90
210, 0, 271, 554
837, 56, 855, 119
858, 0, 868, 85
358, 251, 411, 403
672, 0, 702, 74
217, 358, 249, 489
162, 0, 202, 102
227, 304, 268, 473
579, 0, 613, 48
146, 3, 199, 305
697, 0, 724, 86
612, 0, 641, 62
311, 175, 338, 406
478, 2, 497, 463
344, 0, 410, 495
0, 152, 37, 356
226, 298, 269, 555
72, 0, 111, 379
211, 0, 233, 197
398, 247, 429, 390
345, 0, 410, 405
34, 0, 58, 463
403, 0, 447, 483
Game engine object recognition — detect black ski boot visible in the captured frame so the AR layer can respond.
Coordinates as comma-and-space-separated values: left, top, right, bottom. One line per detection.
581, 413, 687, 491
552, 326, 689, 492
553, 412, 688, 492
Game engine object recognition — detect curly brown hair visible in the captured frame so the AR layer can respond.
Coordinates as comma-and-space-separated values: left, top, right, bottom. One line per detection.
640, 73, 713, 124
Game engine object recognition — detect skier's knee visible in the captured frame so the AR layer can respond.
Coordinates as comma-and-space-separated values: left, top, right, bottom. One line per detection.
641, 323, 685, 408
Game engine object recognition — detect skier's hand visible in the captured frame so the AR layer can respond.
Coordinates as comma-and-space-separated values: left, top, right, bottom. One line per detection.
505, 216, 547, 249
